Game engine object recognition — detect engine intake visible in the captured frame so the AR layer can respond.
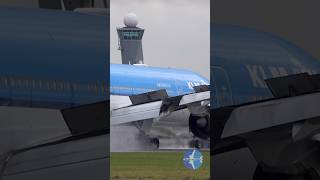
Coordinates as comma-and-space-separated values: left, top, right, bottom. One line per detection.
189, 114, 210, 139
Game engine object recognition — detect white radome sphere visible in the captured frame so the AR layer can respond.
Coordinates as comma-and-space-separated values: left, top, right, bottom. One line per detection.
124, 13, 138, 27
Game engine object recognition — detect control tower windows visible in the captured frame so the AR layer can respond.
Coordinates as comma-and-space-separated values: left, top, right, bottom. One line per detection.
121, 30, 143, 40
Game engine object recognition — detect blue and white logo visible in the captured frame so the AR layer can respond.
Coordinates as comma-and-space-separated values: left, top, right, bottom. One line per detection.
183, 149, 203, 170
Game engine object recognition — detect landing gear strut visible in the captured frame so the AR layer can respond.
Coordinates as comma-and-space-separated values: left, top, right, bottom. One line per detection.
190, 139, 201, 149
151, 138, 160, 149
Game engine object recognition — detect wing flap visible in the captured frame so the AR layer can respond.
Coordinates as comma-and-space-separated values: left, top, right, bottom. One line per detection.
0, 101, 109, 156
111, 89, 210, 125
179, 91, 210, 106
111, 101, 162, 125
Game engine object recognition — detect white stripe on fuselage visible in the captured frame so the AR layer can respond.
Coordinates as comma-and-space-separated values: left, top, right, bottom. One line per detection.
245, 64, 318, 89
187, 80, 209, 90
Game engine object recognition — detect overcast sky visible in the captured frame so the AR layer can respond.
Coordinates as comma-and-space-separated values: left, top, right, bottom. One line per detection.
213, 0, 320, 62
110, 0, 210, 78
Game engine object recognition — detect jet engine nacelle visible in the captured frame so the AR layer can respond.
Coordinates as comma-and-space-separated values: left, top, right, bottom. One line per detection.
189, 114, 210, 140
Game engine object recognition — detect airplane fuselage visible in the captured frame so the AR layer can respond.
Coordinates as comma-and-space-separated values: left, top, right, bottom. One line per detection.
0, 7, 108, 108
110, 64, 209, 97
211, 24, 320, 108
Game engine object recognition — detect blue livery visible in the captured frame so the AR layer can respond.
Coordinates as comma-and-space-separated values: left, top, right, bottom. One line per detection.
0, 7, 108, 108
110, 64, 209, 97
211, 24, 320, 108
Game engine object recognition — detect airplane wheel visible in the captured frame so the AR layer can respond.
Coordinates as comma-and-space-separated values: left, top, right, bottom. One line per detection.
190, 139, 200, 149
253, 165, 317, 180
195, 140, 200, 149
151, 138, 159, 149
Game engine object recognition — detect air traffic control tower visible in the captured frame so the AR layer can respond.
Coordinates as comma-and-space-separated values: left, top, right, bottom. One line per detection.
117, 13, 145, 65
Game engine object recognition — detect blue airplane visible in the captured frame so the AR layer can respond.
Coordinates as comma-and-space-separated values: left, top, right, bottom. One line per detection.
109, 63, 210, 146
211, 24, 320, 179
211, 24, 320, 108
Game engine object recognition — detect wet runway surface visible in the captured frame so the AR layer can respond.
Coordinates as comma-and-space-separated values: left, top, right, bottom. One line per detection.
110, 124, 209, 152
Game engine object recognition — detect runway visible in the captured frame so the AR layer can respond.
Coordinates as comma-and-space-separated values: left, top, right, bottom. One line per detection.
110, 123, 209, 152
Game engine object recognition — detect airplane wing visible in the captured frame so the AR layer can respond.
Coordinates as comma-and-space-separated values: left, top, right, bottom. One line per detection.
191, 149, 196, 157
0, 101, 108, 156
110, 86, 209, 125
0, 101, 109, 179
211, 74, 320, 179
189, 150, 196, 170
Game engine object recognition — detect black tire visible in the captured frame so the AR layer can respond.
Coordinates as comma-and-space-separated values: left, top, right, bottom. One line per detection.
189, 139, 200, 149
151, 138, 159, 149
